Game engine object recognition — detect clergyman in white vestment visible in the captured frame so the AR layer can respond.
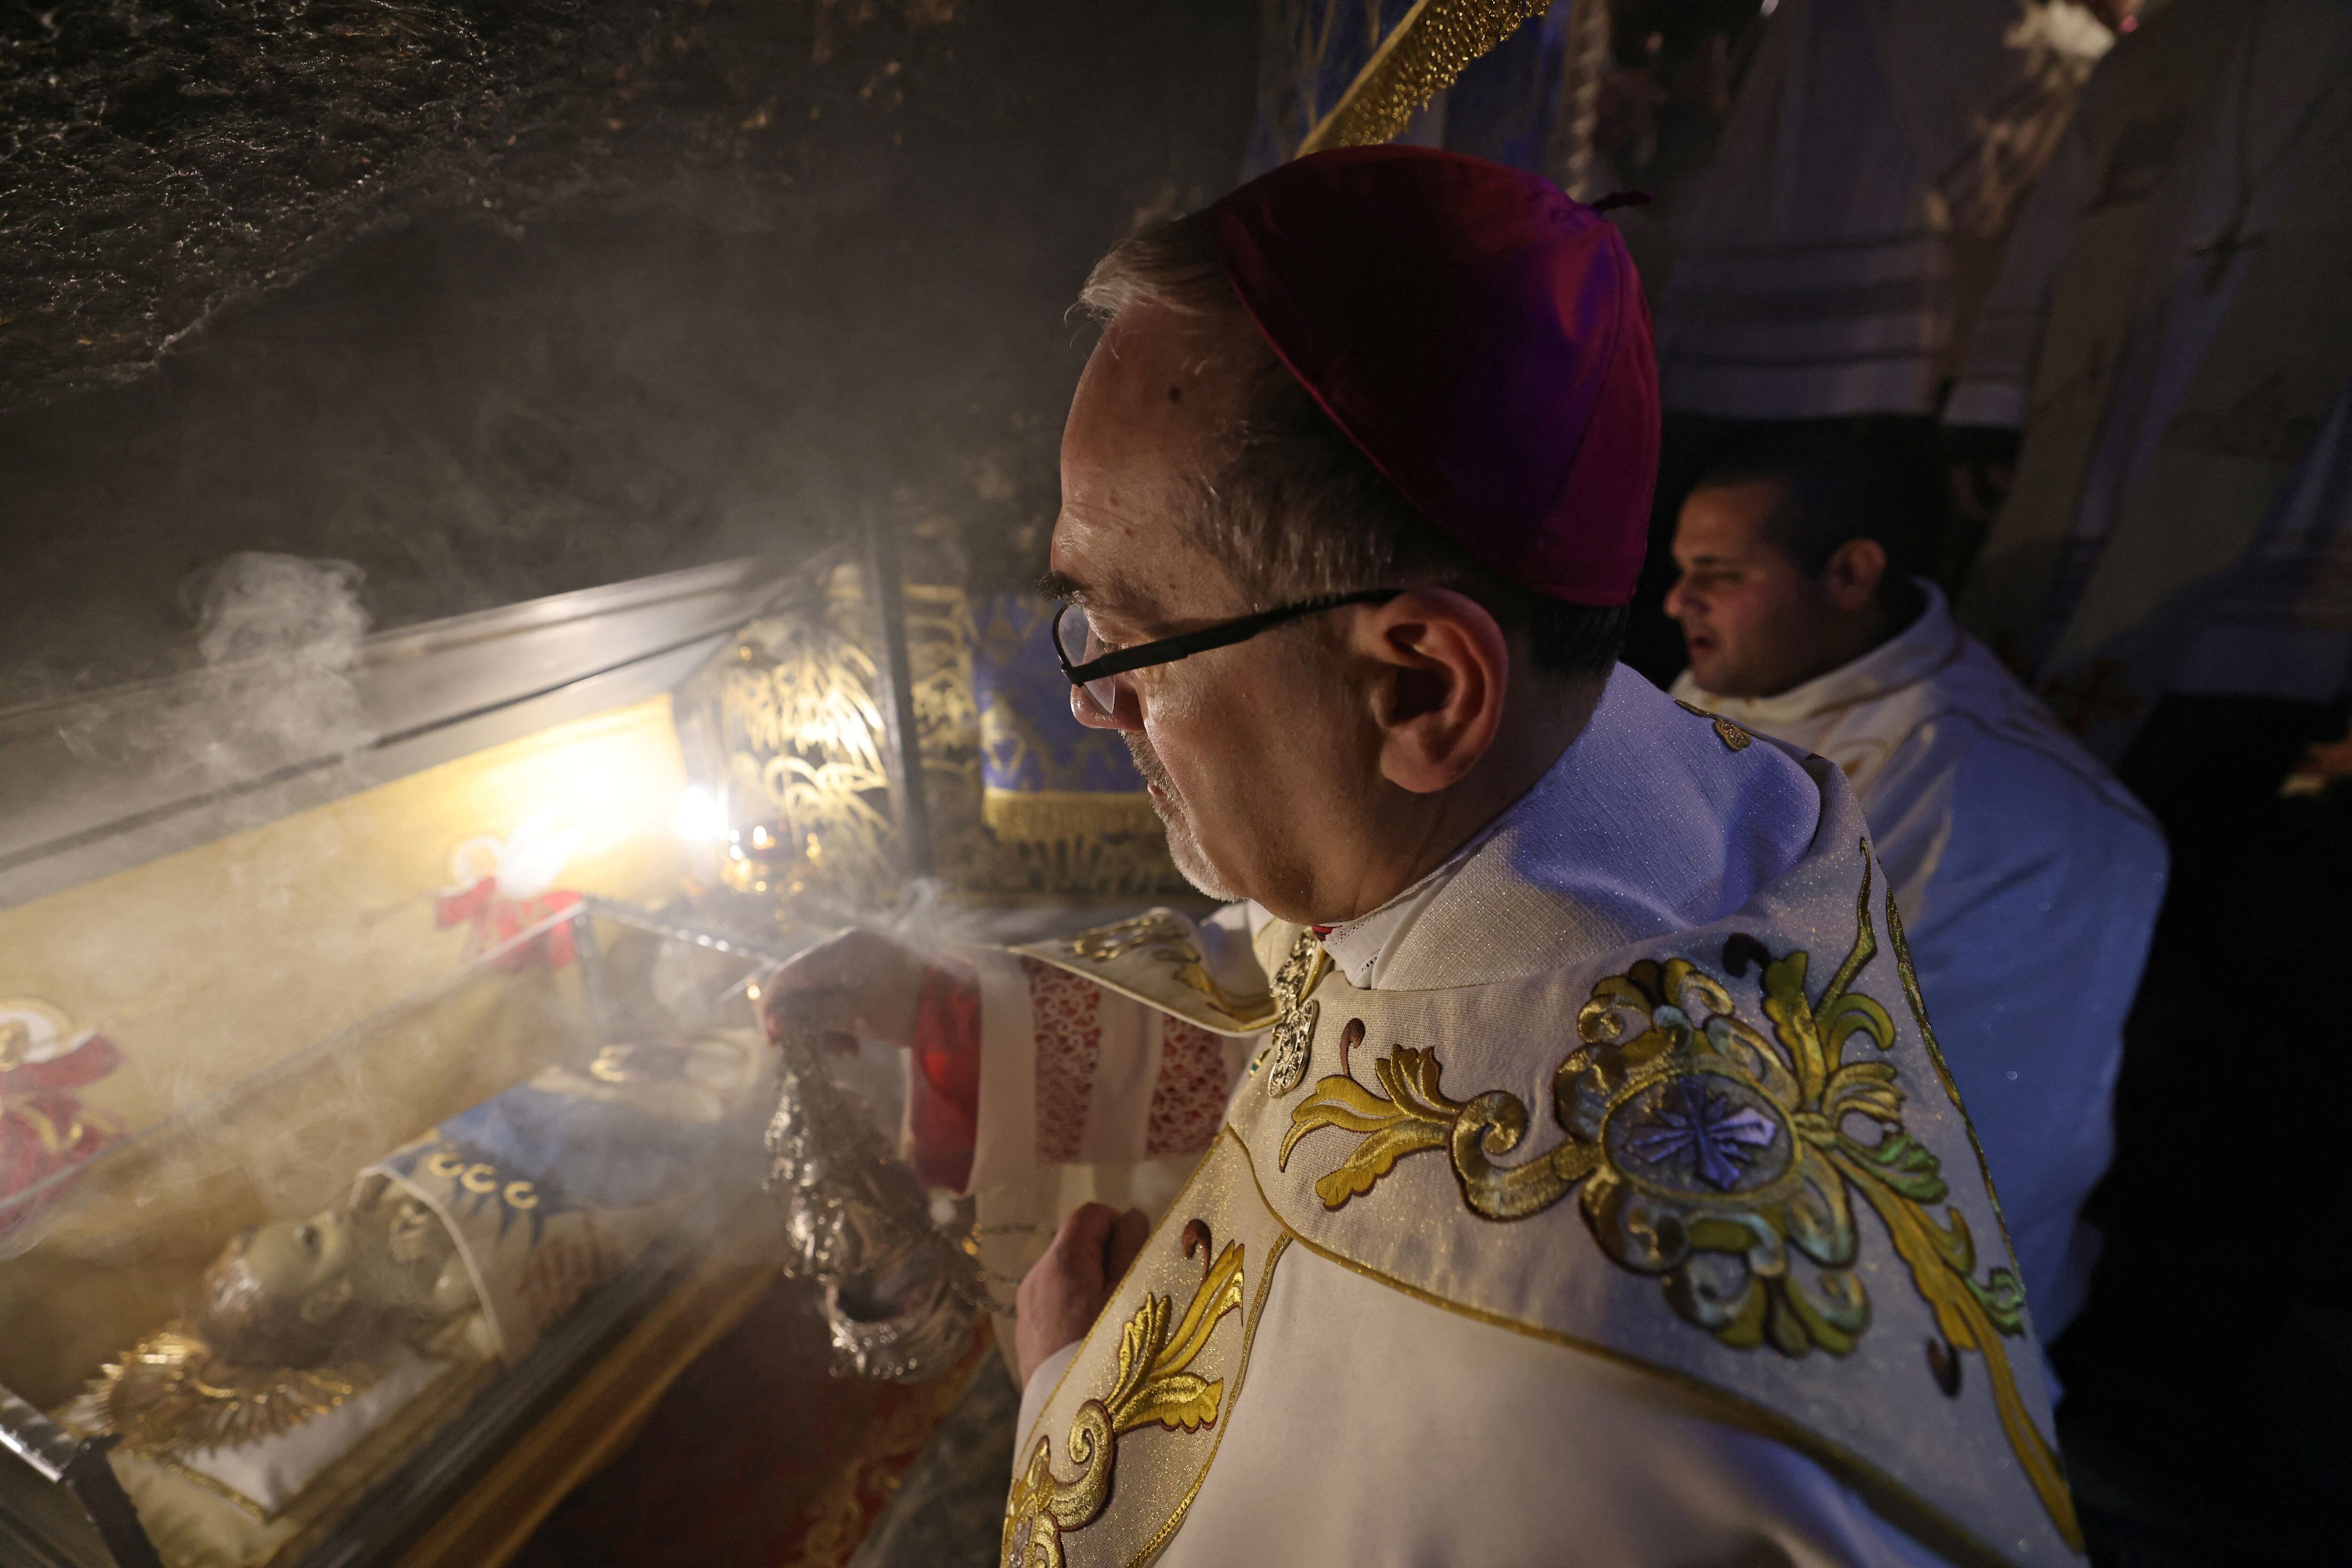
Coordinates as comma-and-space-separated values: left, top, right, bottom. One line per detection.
1652, 0, 2115, 420
766, 150, 2086, 1568
1946, 0, 2352, 762
1663, 433, 2166, 1339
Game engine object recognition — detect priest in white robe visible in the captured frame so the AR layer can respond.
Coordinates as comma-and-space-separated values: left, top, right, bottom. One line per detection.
1661, 432, 2166, 1341
768, 149, 2084, 1568
1653, 0, 2117, 420
1947, 0, 2352, 764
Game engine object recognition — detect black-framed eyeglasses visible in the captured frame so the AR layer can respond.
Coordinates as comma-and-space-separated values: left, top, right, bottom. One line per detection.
1051, 589, 1401, 718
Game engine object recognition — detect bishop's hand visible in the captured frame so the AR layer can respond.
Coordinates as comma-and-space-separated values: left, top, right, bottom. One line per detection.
757, 928, 927, 1053
1016, 1201, 1151, 1386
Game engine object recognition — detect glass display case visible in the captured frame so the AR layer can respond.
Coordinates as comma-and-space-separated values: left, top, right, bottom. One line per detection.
0, 531, 1192, 1568
0, 900, 805, 1568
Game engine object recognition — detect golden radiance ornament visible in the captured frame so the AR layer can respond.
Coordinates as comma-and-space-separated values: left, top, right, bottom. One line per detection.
88, 1323, 386, 1457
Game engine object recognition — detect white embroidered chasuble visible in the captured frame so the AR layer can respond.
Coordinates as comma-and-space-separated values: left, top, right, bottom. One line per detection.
967, 669, 2082, 1568
1673, 583, 2166, 1337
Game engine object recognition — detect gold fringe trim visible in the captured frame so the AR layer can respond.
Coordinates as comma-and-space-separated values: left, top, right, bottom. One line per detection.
1296, 0, 1552, 156
982, 789, 1163, 844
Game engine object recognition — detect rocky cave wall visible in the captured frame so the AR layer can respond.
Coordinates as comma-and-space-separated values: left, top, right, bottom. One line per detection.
0, 0, 1258, 702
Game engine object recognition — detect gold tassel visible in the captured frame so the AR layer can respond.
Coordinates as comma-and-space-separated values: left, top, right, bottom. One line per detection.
981, 790, 1163, 844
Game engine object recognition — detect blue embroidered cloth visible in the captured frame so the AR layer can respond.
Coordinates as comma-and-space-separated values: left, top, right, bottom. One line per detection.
969, 593, 1148, 797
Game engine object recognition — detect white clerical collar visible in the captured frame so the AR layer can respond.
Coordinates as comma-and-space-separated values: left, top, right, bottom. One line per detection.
1679, 578, 1962, 727
1267, 664, 1824, 995
1315, 845, 1474, 988
1313, 747, 1543, 988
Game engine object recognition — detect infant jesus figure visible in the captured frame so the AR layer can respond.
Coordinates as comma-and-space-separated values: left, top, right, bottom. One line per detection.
67, 1033, 763, 1486
90, 1183, 490, 1460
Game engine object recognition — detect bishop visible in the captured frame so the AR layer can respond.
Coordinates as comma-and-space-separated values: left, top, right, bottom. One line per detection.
768, 148, 2082, 1568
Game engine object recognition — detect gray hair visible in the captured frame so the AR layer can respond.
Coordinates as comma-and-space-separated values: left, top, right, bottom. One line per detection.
1077, 213, 1625, 678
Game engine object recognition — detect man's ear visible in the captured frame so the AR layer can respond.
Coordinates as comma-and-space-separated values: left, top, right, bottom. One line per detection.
1821, 537, 1888, 613
1354, 587, 1509, 795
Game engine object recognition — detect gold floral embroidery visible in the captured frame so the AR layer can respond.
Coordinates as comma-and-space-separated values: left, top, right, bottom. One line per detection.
1674, 698, 1754, 752
1279, 1045, 1603, 1217
1279, 851, 2082, 1550
1067, 912, 1187, 964
1885, 878, 1992, 1203
1067, 914, 1275, 1025
1001, 1229, 1247, 1568
1261, 931, 1333, 1097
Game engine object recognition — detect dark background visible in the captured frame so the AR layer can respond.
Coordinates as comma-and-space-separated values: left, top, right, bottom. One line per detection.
0, 0, 1259, 706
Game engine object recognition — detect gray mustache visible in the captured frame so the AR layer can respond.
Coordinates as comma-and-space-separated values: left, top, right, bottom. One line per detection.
1125, 731, 1174, 795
